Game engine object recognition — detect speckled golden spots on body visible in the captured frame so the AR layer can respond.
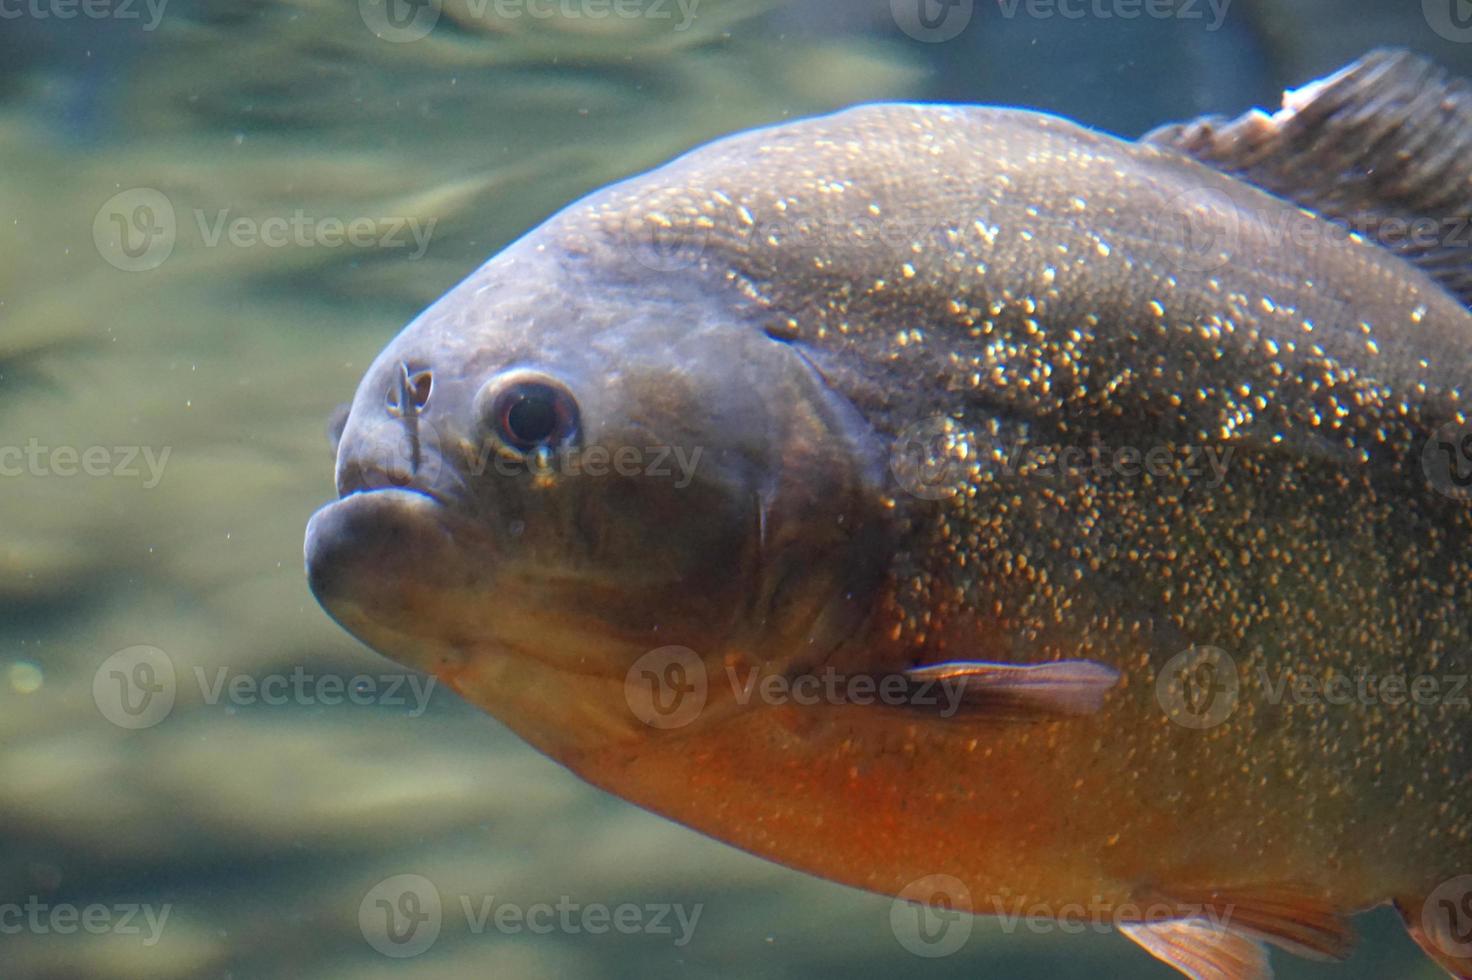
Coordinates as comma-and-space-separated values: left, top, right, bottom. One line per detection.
566, 90, 1472, 895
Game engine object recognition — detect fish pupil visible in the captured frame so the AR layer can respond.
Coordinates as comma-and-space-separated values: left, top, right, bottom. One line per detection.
501, 384, 565, 449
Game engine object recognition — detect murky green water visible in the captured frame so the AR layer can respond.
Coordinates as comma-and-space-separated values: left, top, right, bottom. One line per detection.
4, 2, 1470, 977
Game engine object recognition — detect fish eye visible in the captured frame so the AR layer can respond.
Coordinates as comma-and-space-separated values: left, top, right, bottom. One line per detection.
478, 371, 580, 453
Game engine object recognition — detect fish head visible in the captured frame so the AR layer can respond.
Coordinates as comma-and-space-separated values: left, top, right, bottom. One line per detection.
305, 223, 890, 760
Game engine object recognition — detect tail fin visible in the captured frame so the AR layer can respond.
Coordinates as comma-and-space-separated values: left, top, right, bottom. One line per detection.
1145, 48, 1472, 310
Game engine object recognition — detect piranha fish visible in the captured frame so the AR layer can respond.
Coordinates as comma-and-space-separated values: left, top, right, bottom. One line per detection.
306, 49, 1472, 978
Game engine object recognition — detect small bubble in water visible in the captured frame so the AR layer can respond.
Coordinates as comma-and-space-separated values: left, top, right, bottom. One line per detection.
9, 661, 43, 694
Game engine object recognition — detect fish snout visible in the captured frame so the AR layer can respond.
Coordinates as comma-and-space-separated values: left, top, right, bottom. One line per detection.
304, 480, 492, 636
332, 408, 470, 509
305, 488, 424, 610
336, 454, 422, 498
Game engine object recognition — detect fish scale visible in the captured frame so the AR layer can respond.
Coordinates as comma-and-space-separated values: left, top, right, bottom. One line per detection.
681, 81, 1472, 946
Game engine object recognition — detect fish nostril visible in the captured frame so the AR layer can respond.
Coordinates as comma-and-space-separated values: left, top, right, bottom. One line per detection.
386, 364, 433, 416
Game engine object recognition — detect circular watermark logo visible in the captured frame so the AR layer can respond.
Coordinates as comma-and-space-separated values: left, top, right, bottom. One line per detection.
353, 415, 446, 492
93, 645, 177, 729
359, 0, 440, 42
1422, 420, 1472, 501
1164, 185, 1240, 275
1423, 876, 1472, 958
891, 417, 966, 500
623, 205, 709, 274
624, 646, 707, 729
360, 874, 443, 958
1156, 645, 1239, 730
93, 188, 175, 272
890, 874, 973, 957
891, 0, 973, 42
1425, 0, 1472, 43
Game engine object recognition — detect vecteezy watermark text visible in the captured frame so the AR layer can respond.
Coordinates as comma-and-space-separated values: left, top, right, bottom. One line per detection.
1157, 644, 1472, 730
1162, 181, 1472, 277
1258, 668, 1470, 708
0, 0, 166, 29
92, 646, 436, 729
726, 664, 965, 716
891, 0, 1229, 43
360, 0, 701, 44
623, 647, 967, 730
888, 874, 1237, 958
1001, 442, 1233, 486
990, 895, 1236, 940
468, 442, 704, 488
0, 440, 170, 488
0, 898, 171, 947
358, 875, 702, 958
890, 419, 1235, 501
93, 188, 438, 272
194, 209, 435, 259
350, 418, 707, 494
478, 0, 698, 28
997, 0, 1230, 29
193, 665, 436, 716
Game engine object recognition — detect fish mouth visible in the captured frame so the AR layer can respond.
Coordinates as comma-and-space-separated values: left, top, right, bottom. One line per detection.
304, 488, 644, 709
304, 487, 491, 643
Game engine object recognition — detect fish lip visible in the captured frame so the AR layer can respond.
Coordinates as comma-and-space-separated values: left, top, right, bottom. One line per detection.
304, 486, 492, 614
306, 485, 484, 551
333, 446, 476, 512
321, 484, 446, 516
343, 483, 449, 510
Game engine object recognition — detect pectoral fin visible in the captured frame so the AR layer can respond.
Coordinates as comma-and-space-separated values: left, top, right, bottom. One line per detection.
902, 659, 1120, 719
1159, 885, 1353, 960
1121, 918, 1272, 980
1121, 884, 1355, 979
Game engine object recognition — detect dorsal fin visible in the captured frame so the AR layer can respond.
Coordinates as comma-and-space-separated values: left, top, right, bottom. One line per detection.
1144, 48, 1472, 309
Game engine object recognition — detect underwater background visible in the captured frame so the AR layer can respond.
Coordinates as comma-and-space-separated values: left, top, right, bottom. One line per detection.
5, 1, 1472, 977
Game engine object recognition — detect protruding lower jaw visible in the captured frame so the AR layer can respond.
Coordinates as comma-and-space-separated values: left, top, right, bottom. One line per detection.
304, 487, 487, 665
303, 486, 713, 764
